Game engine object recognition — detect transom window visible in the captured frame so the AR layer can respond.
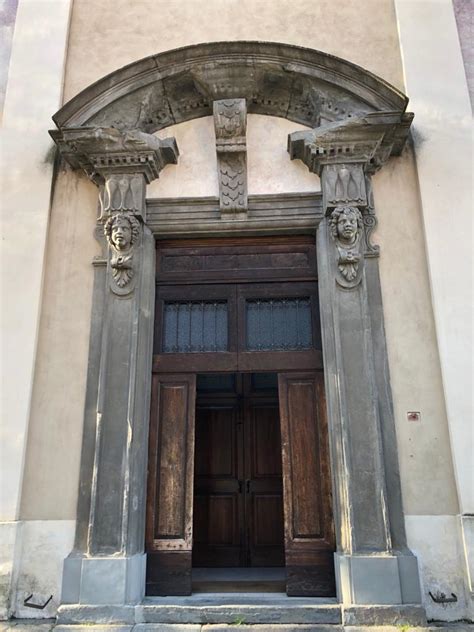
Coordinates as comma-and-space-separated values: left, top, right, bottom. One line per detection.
163, 301, 228, 353
153, 237, 322, 373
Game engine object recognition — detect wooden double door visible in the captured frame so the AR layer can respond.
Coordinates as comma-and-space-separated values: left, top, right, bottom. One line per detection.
145, 237, 336, 597
193, 377, 285, 568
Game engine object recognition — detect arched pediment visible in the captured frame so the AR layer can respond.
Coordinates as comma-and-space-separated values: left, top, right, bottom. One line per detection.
53, 41, 409, 133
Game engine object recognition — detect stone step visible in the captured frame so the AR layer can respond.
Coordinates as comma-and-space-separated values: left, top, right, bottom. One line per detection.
57, 600, 427, 628
139, 593, 340, 625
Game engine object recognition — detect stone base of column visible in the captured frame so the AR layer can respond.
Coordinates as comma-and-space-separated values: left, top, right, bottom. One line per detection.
61, 552, 146, 605
335, 552, 422, 606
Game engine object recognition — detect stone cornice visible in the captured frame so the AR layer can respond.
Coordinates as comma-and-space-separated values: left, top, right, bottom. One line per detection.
50, 126, 179, 184
288, 111, 414, 175
52, 42, 409, 132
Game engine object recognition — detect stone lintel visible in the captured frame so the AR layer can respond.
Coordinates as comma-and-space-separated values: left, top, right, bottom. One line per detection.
213, 98, 248, 216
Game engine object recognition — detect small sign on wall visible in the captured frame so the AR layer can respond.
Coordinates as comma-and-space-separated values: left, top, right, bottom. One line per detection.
407, 411, 421, 422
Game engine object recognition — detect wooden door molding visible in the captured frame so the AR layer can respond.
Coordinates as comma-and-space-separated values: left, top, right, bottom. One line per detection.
278, 371, 336, 596
146, 373, 196, 595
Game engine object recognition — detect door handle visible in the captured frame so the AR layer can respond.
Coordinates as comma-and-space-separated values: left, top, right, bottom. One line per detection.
238, 480, 243, 493
246, 479, 250, 493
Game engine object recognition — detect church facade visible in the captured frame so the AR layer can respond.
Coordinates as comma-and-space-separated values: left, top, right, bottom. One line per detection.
1, 0, 472, 626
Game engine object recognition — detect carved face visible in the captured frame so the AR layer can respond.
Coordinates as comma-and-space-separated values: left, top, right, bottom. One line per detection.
337, 209, 359, 244
111, 217, 132, 250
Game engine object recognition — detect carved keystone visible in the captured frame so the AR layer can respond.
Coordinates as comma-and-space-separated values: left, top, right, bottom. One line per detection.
213, 98, 248, 216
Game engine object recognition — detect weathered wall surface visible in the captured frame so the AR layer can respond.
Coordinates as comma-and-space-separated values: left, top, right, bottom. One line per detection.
395, 0, 473, 620
12, 0, 467, 621
0, 0, 72, 619
63, 0, 405, 102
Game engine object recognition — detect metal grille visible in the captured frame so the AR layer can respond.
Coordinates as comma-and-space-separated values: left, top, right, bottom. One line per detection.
162, 301, 228, 353
246, 298, 312, 351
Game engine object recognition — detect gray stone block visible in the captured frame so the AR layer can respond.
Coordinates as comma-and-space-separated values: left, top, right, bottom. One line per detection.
350, 556, 402, 605
201, 626, 343, 632
80, 558, 127, 605
134, 626, 201, 631
139, 603, 341, 625
342, 604, 427, 626
77, 555, 146, 606
397, 554, 422, 604
61, 556, 82, 604
55, 626, 133, 632
57, 604, 135, 625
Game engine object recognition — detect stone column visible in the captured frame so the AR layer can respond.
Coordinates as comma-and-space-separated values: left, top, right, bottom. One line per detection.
51, 127, 178, 605
289, 113, 423, 608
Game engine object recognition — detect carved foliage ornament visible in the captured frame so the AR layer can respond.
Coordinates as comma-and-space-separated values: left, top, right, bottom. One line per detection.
329, 206, 364, 288
104, 212, 141, 294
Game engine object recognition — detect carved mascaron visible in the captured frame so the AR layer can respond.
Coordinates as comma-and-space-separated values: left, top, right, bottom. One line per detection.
104, 212, 141, 294
329, 205, 364, 288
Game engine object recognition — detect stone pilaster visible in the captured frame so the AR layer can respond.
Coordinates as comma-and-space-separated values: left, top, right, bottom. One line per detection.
213, 98, 248, 216
51, 126, 178, 605
288, 112, 422, 606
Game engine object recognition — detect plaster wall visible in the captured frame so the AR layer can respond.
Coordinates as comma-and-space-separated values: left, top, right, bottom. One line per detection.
0, 0, 72, 618
406, 515, 469, 621
9, 520, 75, 620
395, 0, 473, 517
395, 0, 473, 618
63, 0, 405, 103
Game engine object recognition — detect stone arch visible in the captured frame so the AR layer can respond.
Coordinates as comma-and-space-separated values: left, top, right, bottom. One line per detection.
53, 41, 409, 133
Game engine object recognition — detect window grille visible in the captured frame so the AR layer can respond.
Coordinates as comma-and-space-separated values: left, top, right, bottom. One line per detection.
162, 301, 228, 353
246, 298, 312, 351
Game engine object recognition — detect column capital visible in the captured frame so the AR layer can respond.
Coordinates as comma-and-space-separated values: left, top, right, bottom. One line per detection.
50, 125, 179, 186
288, 111, 413, 177
51, 126, 178, 296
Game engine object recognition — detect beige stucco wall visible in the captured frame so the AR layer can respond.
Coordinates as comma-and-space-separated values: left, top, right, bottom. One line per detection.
20, 0, 458, 524
63, 0, 405, 102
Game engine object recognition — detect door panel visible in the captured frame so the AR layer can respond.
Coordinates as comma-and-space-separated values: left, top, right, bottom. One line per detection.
245, 399, 285, 567
192, 401, 243, 567
278, 371, 336, 596
192, 384, 285, 568
146, 373, 196, 596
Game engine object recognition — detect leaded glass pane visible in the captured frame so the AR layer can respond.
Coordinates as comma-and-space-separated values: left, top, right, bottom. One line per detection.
246, 297, 312, 351
162, 301, 228, 353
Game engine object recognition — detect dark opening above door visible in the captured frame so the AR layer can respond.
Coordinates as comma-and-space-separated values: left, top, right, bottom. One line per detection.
192, 373, 285, 568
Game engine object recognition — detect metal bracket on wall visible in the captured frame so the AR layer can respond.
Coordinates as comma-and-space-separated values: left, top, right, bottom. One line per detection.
23, 594, 53, 610
429, 591, 458, 604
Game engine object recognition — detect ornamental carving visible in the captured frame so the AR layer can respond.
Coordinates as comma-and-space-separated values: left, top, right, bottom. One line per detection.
100, 174, 145, 217
213, 98, 248, 215
323, 163, 366, 207
104, 212, 141, 294
329, 205, 364, 288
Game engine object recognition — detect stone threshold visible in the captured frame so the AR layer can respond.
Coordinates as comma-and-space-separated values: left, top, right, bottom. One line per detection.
3, 624, 474, 632
57, 596, 426, 627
